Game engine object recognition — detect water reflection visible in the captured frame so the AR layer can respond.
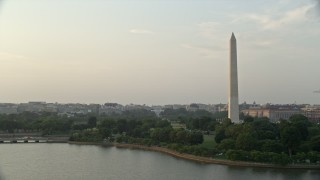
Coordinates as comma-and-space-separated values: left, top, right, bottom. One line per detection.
226, 165, 318, 180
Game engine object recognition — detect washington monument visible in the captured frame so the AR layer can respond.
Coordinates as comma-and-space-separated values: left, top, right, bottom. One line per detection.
228, 33, 240, 123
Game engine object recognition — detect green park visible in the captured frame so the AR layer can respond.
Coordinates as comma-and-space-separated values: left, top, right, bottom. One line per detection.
0, 108, 319, 166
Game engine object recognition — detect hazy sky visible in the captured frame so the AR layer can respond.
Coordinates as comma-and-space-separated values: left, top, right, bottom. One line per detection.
0, 0, 319, 105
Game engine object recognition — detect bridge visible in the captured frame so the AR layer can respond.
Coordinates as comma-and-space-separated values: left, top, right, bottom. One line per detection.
0, 137, 49, 143
0, 133, 69, 143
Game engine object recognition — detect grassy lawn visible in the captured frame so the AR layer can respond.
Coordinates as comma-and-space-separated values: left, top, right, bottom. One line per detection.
171, 122, 186, 129
198, 135, 216, 149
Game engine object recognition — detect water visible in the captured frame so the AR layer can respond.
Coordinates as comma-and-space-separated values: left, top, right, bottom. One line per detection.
0, 144, 318, 180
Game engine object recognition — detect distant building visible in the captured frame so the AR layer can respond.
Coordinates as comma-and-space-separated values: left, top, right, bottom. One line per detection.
172, 104, 186, 110
186, 103, 199, 112
199, 104, 218, 113
239, 101, 250, 111
215, 103, 227, 112
17, 102, 46, 113
124, 104, 151, 111
43, 103, 58, 113
301, 105, 320, 122
57, 103, 94, 114
88, 104, 100, 114
99, 103, 123, 115
184, 103, 217, 113
242, 104, 302, 122
0, 103, 18, 114
151, 106, 164, 117
0, 101, 318, 123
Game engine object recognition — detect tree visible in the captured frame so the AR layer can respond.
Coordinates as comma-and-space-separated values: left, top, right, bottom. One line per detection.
280, 126, 302, 157
290, 115, 310, 141
155, 120, 170, 128
226, 150, 250, 161
218, 139, 236, 152
40, 117, 57, 135
87, 116, 97, 128
261, 140, 284, 153
0, 120, 19, 133
187, 131, 204, 145
310, 135, 320, 151
98, 119, 115, 138
214, 127, 226, 143
225, 124, 242, 140
222, 118, 232, 128
212, 111, 228, 119
116, 119, 128, 133
307, 151, 320, 163
289, 114, 309, 122
244, 116, 254, 123
150, 127, 172, 142
236, 132, 257, 151
252, 119, 277, 140
175, 130, 188, 144
82, 128, 102, 142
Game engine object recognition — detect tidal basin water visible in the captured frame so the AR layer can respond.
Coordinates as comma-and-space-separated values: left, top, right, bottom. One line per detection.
0, 144, 318, 180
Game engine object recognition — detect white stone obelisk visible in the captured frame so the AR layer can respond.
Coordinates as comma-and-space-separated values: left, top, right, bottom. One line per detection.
228, 33, 240, 123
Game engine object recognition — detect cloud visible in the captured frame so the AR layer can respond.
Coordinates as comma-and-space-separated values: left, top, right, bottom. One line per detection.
197, 22, 227, 40
252, 40, 276, 48
314, 0, 320, 11
186, 21, 230, 59
308, 0, 320, 17
129, 29, 154, 34
0, 52, 26, 60
239, 5, 313, 30
314, 89, 320, 93
195, 5, 316, 55
181, 43, 226, 59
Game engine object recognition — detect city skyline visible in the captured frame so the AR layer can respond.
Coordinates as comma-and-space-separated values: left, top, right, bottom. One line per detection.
0, 0, 320, 105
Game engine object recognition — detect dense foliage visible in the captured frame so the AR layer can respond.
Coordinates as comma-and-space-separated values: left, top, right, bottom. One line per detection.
215, 115, 320, 164
70, 117, 204, 146
0, 110, 319, 165
0, 112, 73, 134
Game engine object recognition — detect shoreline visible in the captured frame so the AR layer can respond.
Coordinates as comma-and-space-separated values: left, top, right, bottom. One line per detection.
3, 140, 319, 170
68, 141, 112, 146
68, 141, 320, 170
114, 144, 320, 170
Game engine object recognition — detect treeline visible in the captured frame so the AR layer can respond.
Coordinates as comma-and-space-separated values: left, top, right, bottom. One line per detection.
100, 109, 157, 120
70, 117, 204, 146
160, 108, 213, 121
225, 150, 319, 165
0, 112, 73, 134
161, 108, 221, 132
0, 109, 158, 135
68, 109, 214, 147
69, 110, 219, 157
70, 118, 169, 142
158, 110, 320, 165
185, 116, 218, 131
160, 108, 227, 123
150, 128, 203, 145
214, 115, 320, 164
1, 110, 319, 165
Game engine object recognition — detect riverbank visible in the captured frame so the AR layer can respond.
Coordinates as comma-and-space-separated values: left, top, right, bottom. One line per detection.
67, 141, 320, 170
68, 141, 112, 146
113, 143, 320, 170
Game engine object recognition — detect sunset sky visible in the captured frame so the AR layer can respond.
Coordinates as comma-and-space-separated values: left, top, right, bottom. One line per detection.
0, 0, 319, 105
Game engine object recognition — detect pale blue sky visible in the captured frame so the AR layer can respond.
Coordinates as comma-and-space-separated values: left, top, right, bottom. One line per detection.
0, 0, 319, 105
